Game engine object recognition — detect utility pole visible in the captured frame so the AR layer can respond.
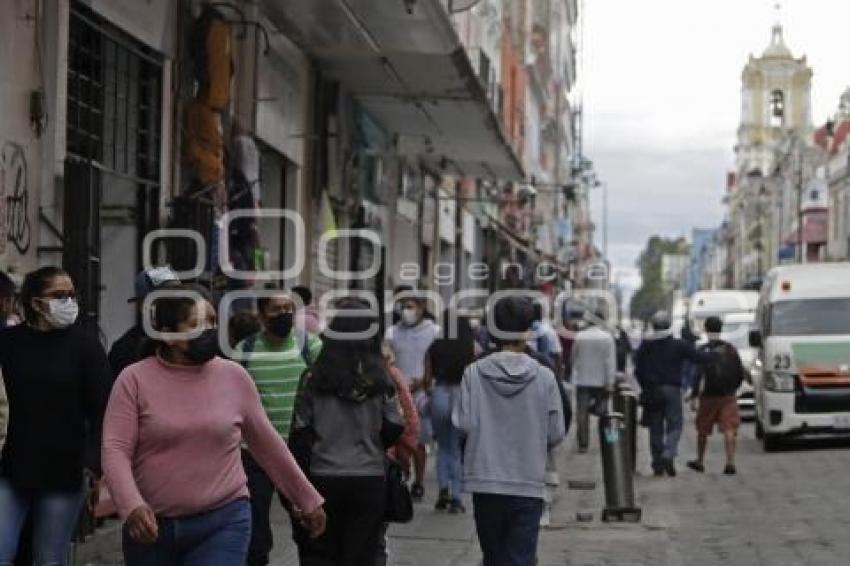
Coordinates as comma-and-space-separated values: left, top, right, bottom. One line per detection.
432, 181, 441, 290
797, 145, 805, 263
455, 179, 463, 293
603, 181, 608, 261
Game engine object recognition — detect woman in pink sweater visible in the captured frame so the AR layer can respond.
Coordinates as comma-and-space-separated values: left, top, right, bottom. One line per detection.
102, 288, 326, 565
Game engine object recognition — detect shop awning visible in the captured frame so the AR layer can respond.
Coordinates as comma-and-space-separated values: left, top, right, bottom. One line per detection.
783, 209, 829, 245
262, 0, 525, 181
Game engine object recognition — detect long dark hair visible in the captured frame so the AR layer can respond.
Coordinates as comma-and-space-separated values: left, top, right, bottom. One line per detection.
139, 284, 213, 358
429, 310, 475, 384
20, 266, 68, 324
311, 298, 393, 400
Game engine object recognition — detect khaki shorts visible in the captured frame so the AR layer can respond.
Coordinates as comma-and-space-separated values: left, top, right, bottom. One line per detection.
696, 395, 740, 436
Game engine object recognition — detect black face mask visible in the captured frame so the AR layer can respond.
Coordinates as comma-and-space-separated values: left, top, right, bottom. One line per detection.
185, 329, 220, 364
267, 312, 294, 338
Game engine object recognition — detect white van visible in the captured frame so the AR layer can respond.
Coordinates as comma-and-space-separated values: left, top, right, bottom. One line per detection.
749, 263, 850, 451
688, 290, 759, 338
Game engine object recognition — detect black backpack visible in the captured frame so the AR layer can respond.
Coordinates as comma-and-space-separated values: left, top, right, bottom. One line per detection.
699, 342, 743, 395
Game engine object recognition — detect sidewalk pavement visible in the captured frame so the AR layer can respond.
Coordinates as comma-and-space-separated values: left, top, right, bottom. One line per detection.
74, 426, 638, 566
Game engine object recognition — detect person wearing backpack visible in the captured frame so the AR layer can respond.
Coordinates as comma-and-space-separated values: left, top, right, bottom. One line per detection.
235, 290, 322, 566
635, 311, 715, 477
686, 316, 746, 475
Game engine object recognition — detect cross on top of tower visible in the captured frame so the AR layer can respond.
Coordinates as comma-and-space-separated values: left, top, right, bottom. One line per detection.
764, 2, 792, 59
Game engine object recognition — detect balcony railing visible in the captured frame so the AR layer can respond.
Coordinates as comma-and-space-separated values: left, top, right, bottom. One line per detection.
466, 46, 503, 126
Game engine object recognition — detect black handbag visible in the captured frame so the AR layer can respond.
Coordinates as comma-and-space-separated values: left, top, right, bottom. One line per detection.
384, 459, 414, 523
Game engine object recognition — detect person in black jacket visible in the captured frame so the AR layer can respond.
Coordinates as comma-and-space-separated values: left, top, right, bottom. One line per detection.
635, 311, 714, 478
107, 267, 179, 380
0, 266, 111, 565
686, 317, 746, 475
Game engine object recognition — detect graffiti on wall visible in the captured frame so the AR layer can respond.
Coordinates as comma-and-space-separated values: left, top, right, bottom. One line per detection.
0, 142, 32, 255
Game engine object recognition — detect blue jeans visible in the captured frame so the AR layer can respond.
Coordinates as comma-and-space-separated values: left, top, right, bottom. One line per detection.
431, 384, 463, 499
472, 493, 544, 566
123, 498, 251, 566
647, 385, 684, 468
0, 477, 85, 566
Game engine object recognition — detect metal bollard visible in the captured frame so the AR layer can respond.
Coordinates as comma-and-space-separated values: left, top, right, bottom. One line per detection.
613, 381, 639, 473
598, 408, 642, 522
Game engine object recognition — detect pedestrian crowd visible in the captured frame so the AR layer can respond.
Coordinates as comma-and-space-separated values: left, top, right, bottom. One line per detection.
0, 264, 748, 566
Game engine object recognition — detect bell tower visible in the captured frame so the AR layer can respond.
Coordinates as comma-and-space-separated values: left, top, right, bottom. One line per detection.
736, 15, 813, 174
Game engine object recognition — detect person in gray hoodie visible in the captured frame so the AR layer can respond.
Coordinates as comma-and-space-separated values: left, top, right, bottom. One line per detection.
454, 296, 565, 566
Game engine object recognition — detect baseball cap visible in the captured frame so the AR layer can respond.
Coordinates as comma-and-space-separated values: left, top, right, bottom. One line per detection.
129, 267, 180, 303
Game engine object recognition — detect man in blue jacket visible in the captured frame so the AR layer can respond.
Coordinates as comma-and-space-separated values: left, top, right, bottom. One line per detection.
635, 311, 714, 477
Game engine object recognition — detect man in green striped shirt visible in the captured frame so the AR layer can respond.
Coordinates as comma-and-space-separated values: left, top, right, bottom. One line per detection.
238, 290, 322, 566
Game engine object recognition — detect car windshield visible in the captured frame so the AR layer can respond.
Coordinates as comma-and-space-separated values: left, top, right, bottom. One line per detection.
771, 299, 850, 336
721, 322, 753, 349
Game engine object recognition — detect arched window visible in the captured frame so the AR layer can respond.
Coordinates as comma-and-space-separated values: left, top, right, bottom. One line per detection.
770, 90, 785, 127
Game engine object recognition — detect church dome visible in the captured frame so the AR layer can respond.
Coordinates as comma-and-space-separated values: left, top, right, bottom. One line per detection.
762, 24, 793, 59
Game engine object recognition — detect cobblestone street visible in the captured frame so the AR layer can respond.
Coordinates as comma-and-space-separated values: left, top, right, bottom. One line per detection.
76, 416, 850, 566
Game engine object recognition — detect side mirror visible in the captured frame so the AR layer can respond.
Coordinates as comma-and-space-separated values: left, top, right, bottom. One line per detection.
749, 329, 763, 348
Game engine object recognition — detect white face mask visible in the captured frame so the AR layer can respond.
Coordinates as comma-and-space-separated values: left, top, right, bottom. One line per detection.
44, 297, 79, 329
401, 308, 419, 326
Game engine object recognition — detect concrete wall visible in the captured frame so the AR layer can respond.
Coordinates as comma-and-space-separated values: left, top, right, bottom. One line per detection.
0, 0, 46, 275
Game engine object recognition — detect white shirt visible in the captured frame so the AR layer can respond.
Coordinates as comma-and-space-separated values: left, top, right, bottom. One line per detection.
385, 320, 440, 383
570, 326, 617, 388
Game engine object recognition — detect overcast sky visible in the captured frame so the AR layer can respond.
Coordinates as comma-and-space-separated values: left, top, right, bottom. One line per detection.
582, 0, 850, 293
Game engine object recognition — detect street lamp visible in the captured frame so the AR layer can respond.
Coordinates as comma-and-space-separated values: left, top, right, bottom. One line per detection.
588, 178, 608, 261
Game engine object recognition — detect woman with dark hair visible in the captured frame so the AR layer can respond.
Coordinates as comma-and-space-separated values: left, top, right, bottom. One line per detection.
102, 286, 326, 565
291, 299, 405, 566
0, 266, 111, 565
426, 311, 475, 513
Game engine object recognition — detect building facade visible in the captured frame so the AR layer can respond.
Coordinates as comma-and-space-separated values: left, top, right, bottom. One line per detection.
711, 21, 835, 291
0, 0, 589, 344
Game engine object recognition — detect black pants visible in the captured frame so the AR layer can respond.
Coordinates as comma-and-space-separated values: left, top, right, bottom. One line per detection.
14, 516, 32, 565
242, 450, 289, 566
295, 475, 386, 566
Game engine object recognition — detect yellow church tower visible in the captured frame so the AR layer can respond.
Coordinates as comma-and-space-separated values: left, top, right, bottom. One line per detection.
736, 22, 813, 174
